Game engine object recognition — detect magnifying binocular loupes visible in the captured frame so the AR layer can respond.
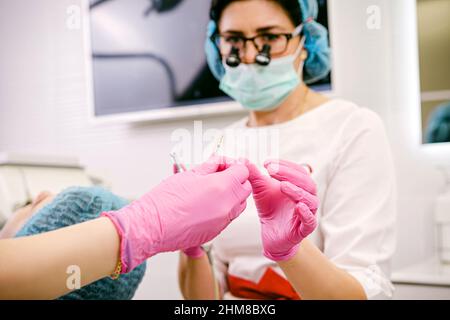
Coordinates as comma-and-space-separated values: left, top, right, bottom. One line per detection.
226, 44, 272, 67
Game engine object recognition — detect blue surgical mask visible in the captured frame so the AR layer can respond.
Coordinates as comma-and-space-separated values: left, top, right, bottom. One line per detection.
219, 34, 305, 111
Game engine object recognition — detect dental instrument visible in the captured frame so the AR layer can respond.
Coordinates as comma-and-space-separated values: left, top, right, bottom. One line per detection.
214, 135, 224, 155
169, 152, 183, 173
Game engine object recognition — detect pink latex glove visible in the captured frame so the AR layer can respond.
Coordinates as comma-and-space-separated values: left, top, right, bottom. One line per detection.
246, 159, 319, 261
102, 155, 252, 273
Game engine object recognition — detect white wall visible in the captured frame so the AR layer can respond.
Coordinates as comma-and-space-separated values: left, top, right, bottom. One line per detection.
0, 0, 448, 299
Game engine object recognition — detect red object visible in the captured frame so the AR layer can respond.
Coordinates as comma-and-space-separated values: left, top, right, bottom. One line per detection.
227, 268, 301, 300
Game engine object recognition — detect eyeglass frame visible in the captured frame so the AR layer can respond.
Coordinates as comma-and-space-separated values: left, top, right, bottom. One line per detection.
211, 24, 304, 58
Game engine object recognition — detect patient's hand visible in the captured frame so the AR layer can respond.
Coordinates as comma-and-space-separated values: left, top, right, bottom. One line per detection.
0, 191, 54, 239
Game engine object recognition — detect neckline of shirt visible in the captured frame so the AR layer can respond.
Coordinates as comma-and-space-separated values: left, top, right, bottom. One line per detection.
236, 99, 339, 131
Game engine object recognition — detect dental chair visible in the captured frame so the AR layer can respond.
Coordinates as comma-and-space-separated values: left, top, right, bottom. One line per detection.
0, 152, 102, 227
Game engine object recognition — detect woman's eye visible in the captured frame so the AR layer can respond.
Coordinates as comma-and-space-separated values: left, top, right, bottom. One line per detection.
224, 36, 242, 44
261, 34, 281, 42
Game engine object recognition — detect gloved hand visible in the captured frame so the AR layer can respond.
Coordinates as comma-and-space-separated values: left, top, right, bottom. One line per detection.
102, 155, 252, 273
172, 162, 205, 259
246, 159, 319, 261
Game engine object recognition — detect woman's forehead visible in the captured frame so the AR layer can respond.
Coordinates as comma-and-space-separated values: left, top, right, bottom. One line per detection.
218, 0, 295, 34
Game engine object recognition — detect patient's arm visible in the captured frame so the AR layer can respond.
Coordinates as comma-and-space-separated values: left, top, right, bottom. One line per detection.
0, 217, 120, 299
178, 252, 218, 300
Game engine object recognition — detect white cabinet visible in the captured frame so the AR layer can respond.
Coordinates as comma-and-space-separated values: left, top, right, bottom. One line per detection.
392, 257, 450, 299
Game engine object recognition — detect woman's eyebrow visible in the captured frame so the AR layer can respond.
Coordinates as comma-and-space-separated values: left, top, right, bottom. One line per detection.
221, 29, 245, 35
221, 26, 287, 35
256, 25, 286, 32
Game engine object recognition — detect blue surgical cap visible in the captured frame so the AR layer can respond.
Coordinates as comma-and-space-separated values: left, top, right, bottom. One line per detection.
16, 187, 146, 300
205, 0, 331, 84
425, 101, 450, 143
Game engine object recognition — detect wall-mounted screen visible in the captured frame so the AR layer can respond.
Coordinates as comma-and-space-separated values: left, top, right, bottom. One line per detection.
86, 0, 332, 121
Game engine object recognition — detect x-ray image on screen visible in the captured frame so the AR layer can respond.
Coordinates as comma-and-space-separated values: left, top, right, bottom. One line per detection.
89, 0, 226, 117
88, 0, 332, 118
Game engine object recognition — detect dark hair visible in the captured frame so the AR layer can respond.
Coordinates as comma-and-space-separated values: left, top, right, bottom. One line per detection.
210, 0, 302, 28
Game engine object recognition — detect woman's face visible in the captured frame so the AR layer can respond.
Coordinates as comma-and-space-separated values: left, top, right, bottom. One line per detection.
0, 191, 54, 239
218, 0, 306, 67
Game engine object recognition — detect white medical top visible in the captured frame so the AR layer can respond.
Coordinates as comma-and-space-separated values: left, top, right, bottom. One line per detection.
208, 99, 397, 299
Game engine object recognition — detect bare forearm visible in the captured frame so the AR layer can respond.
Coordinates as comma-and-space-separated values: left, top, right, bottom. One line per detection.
0, 217, 120, 299
178, 253, 216, 300
278, 239, 367, 300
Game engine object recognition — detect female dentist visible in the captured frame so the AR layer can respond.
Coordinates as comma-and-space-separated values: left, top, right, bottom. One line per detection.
0, 156, 256, 299
179, 0, 397, 300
